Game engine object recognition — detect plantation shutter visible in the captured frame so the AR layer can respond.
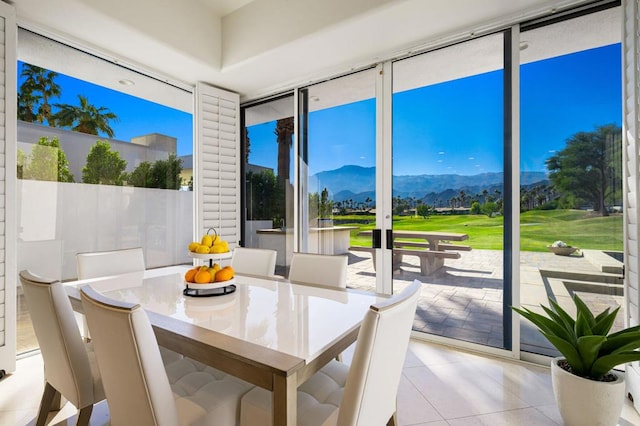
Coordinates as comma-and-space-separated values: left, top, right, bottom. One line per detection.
0, 2, 16, 373
623, 0, 640, 411
194, 83, 241, 250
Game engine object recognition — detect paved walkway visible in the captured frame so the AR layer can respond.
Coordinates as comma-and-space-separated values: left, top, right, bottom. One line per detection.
345, 248, 624, 353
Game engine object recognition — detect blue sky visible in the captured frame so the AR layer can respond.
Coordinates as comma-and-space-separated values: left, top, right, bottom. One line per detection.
248, 43, 621, 177
17, 62, 194, 157
19, 42, 621, 172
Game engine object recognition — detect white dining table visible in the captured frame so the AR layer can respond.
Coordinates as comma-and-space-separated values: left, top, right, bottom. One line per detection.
65, 265, 383, 426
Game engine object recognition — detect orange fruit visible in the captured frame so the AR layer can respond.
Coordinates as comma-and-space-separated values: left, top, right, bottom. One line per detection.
214, 266, 234, 282
184, 268, 198, 283
194, 269, 212, 284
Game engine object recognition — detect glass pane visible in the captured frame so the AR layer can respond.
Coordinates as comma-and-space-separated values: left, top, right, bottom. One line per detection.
243, 95, 295, 276
17, 33, 193, 354
392, 33, 505, 347
301, 70, 377, 291
519, 7, 622, 356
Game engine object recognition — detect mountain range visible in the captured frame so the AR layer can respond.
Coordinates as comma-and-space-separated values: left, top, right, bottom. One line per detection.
309, 165, 548, 204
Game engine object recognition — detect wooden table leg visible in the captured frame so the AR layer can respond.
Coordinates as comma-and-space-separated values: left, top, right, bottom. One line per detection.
273, 372, 297, 426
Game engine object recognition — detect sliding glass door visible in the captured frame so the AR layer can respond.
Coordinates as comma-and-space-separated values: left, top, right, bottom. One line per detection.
297, 69, 378, 292
391, 34, 507, 347
242, 95, 294, 276
519, 6, 622, 358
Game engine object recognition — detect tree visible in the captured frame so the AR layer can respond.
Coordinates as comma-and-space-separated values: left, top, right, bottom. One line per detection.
546, 124, 621, 216
128, 154, 183, 189
20, 64, 61, 125
17, 90, 41, 122
54, 95, 118, 138
275, 117, 294, 182
17, 149, 27, 179
23, 136, 74, 182
470, 201, 481, 215
417, 204, 434, 219
150, 153, 183, 189
244, 127, 251, 164
481, 201, 498, 217
246, 170, 279, 220
82, 140, 127, 185
128, 161, 153, 188
319, 187, 333, 218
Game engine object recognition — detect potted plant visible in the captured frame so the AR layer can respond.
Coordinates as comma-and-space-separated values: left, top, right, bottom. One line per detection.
513, 295, 640, 425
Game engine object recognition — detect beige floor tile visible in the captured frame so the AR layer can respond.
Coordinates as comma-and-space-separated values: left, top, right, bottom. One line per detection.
5, 339, 640, 426
403, 363, 530, 419
446, 407, 560, 425
396, 375, 443, 425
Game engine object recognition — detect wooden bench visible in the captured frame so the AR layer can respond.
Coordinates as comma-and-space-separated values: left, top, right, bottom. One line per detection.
393, 240, 472, 251
349, 246, 461, 275
394, 248, 461, 275
349, 246, 401, 271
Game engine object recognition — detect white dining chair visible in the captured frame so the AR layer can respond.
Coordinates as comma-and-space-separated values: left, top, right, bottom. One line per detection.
19, 270, 106, 426
75, 247, 146, 340
231, 247, 277, 277
288, 252, 348, 288
240, 279, 421, 426
80, 285, 255, 426
76, 247, 145, 279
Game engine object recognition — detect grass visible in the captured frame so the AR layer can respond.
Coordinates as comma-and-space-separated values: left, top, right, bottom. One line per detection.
340, 209, 623, 252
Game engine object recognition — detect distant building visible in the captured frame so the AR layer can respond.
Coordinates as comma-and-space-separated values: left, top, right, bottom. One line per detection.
17, 121, 178, 181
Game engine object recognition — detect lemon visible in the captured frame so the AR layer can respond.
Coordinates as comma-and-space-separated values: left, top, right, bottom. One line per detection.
209, 244, 227, 254
195, 244, 210, 254
188, 242, 200, 252
201, 234, 213, 247
212, 239, 229, 253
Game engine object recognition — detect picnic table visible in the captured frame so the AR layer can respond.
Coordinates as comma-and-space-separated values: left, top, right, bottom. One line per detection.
350, 230, 470, 275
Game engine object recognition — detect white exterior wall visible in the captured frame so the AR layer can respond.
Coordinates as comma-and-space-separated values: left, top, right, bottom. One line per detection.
17, 180, 192, 281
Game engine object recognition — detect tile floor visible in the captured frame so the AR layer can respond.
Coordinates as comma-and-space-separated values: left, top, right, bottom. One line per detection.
2, 340, 640, 425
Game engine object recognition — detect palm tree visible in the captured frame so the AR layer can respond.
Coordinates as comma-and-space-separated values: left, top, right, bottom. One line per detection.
53, 95, 118, 138
274, 117, 294, 181
17, 90, 41, 122
20, 64, 61, 126
459, 190, 467, 208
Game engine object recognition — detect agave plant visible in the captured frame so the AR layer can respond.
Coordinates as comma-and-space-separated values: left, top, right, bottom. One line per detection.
513, 294, 640, 380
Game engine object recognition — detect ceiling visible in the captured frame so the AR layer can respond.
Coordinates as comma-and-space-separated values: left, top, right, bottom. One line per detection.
12, 0, 599, 104
196, 0, 255, 16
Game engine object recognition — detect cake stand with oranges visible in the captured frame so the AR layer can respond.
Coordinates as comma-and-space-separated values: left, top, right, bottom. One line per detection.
184, 253, 236, 297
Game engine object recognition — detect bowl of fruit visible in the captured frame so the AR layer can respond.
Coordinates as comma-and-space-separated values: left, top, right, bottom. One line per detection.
183, 264, 236, 296
188, 228, 231, 259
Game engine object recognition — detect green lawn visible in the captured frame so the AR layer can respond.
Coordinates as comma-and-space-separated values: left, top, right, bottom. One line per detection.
341, 209, 623, 252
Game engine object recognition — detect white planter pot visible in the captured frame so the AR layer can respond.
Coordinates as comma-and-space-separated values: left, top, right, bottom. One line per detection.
551, 356, 625, 426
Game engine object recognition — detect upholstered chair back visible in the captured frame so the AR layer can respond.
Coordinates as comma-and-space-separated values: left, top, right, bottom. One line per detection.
19, 270, 100, 410
76, 247, 145, 279
337, 280, 421, 425
231, 247, 277, 277
81, 285, 178, 425
288, 253, 348, 288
